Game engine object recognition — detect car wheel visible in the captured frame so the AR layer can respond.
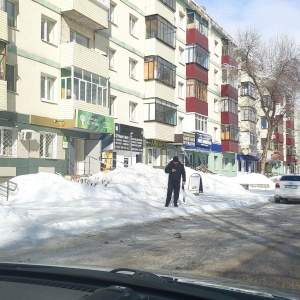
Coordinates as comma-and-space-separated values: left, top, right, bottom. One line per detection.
274, 197, 280, 203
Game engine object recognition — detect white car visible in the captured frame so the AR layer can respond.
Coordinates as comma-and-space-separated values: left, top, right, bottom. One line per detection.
274, 174, 300, 203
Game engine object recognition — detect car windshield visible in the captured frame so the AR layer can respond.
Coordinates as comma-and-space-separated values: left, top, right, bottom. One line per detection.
1, 0, 300, 299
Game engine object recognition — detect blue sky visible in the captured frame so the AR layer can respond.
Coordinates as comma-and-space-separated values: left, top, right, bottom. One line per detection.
195, 0, 300, 42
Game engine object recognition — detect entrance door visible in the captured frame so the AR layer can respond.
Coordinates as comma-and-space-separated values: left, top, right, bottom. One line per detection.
76, 139, 85, 175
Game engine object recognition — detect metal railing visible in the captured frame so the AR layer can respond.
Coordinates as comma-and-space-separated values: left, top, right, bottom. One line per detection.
0, 180, 18, 201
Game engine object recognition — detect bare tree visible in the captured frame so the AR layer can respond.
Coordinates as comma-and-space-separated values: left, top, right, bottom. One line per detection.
235, 28, 300, 174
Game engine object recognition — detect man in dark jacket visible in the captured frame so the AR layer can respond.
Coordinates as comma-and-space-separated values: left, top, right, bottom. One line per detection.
164, 156, 186, 207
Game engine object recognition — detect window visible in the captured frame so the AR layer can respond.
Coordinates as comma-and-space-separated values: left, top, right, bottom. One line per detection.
70, 31, 89, 48
6, 1, 16, 28
186, 44, 209, 70
186, 79, 207, 101
179, 13, 185, 29
187, 10, 208, 36
261, 116, 267, 129
41, 75, 55, 102
214, 98, 218, 113
61, 67, 108, 106
110, 2, 116, 24
178, 117, 183, 132
241, 82, 256, 99
41, 17, 55, 44
249, 132, 257, 145
221, 97, 238, 114
241, 107, 257, 122
159, 0, 176, 10
179, 47, 185, 65
129, 102, 138, 122
146, 15, 176, 48
0, 43, 5, 80
195, 114, 207, 132
178, 82, 184, 99
129, 58, 138, 80
221, 124, 239, 141
144, 98, 177, 126
148, 148, 160, 166
222, 157, 229, 170
222, 38, 235, 57
214, 69, 219, 85
6, 64, 15, 92
0, 127, 16, 157
129, 15, 138, 38
109, 96, 116, 117
214, 127, 218, 141
214, 40, 219, 56
39, 132, 57, 159
108, 48, 116, 70
144, 56, 176, 88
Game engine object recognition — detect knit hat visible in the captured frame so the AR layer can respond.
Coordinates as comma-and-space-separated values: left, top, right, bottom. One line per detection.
173, 156, 179, 162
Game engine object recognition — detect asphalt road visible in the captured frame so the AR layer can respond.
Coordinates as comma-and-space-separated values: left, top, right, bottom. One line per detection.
1, 196, 300, 293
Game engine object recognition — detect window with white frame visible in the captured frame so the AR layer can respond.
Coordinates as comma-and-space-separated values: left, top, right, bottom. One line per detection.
6, 64, 16, 92
178, 82, 184, 99
214, 69, 219, 85
0, 127, 16, 157
41, 74, 55, 102
214, 40, 219, 56
195, 114, 207, 132
6, 0, 16, 28
39, 132, 57, 158
110, 2, 117, 24
129, 58, 138, 80
70, 30, 89, 48
129, 101, 138, 122
41, 17, 56, 44
178, 117, 183, 132
129, 14, 138, 38
179, 47, 184, 65
108, 48, 116, 70
109, 96, 116, 117
179, 12, 185, 29
214, 98, 218, 112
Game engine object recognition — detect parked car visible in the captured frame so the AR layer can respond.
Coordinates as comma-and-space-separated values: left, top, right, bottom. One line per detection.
274, 174, 300, 203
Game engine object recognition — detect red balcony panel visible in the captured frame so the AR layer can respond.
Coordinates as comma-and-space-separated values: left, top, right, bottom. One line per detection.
186, 97, 208, 115
186, 64, 208, 84
221, 140, 239, 153
221, 55, 237, 67
274, 115, 283, 123
286, 155, 295, 163
286, 120, 294, 129
221, 112, 238, 126
221, 84, 238, 99
275, 96, 283, 104
271, 152, 284, 161
286, 137, 295, 146
186, 28, 209, 50
286, 103, 293, 111
274, 133, 284, 143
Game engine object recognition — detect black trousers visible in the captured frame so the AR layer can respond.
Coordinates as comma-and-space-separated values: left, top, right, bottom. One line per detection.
165, 180, 180, 206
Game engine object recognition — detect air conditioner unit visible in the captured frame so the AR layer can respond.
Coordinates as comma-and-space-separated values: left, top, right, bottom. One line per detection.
19, 130, 36, 141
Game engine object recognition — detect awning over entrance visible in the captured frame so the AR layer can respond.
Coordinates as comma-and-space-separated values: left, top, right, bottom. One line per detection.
237, 154, 260, 162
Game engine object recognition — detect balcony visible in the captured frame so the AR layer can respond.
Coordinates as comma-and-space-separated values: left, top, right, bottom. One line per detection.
186, 98, 208, 115
0, 80, 7, 110
221, 112, 238, 126
186, 28, 208, 51
61, 42, 109, 78
273, 133, 284, 143
186, 64, 208, 84
271, 152, 284, 161
143, 122, 175, 142
61, 0, 108, 30
0, 9, 8, 43
221, 84, 238, 100
286, 137, 295, 146
221, 55, 237, 67
286, 120, 294, 129
221, 140, 238, 153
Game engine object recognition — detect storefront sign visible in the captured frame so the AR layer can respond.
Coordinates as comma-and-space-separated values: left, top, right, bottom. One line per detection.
195, 133, 212, 148
114, 123, 143, 152
183, 132, 195, 146
149, 139, 165, 148
75, 110, 114, 133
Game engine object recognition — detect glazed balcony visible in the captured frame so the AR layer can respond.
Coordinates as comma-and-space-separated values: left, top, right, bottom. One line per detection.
60, 42, 109, 78
0, 9, 8, 43
61, 0, 109, 30
0, 80, 7, 110
186, 98, 208, 115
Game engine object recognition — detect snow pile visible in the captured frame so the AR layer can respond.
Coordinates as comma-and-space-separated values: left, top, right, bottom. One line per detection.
0, 163, 274, 249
